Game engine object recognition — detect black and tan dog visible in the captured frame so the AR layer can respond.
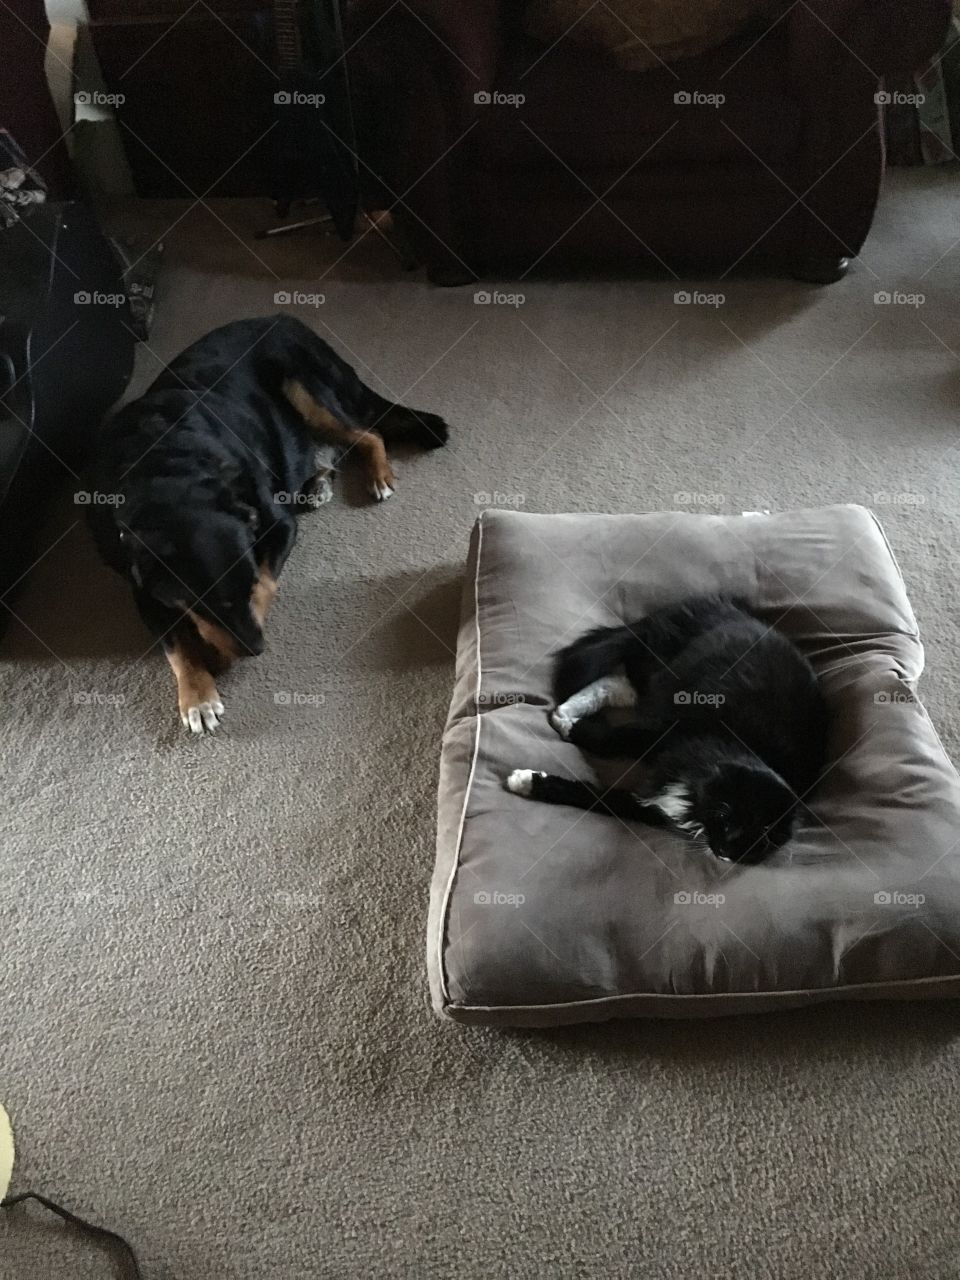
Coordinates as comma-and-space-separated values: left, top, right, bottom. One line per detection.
88, 315, 449, 732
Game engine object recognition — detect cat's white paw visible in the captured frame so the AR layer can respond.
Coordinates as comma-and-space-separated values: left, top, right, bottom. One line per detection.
549, 709, 575, 740
505, 768, 545, 797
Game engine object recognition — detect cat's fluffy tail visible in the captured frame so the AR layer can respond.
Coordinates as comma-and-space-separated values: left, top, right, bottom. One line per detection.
552, 624, 634, 704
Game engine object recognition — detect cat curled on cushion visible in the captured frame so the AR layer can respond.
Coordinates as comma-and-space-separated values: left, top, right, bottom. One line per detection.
506, 595, 828, 864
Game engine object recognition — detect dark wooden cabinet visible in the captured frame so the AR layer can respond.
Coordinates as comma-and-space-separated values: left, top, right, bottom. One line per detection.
86, 1, 279, 196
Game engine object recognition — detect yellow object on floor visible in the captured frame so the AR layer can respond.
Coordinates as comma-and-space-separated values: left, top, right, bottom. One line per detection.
0, 1105, 13, 1200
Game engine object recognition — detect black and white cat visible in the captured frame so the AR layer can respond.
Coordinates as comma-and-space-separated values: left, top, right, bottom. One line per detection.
505, 595, 828, 864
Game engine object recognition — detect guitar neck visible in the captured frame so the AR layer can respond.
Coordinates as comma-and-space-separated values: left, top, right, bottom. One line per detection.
274, 0, 303, 74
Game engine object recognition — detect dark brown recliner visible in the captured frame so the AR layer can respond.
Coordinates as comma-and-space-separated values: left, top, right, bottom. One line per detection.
347, 0, 951, 284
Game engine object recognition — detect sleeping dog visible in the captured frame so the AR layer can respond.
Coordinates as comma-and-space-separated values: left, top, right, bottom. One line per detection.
88, 315, 449, 733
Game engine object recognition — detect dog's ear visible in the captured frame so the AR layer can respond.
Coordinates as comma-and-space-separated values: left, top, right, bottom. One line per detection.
234, 501, 260, 532
120, 527, 177, 593
243, 471, 295, 567
216, 462, 266, 533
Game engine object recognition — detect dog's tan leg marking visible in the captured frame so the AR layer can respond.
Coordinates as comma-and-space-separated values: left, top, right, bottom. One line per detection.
166, 638, 224, 734
251, 562, 277, 628
186, 610, 238, 665
283, 378, 396, 501
348, 433, 395, 501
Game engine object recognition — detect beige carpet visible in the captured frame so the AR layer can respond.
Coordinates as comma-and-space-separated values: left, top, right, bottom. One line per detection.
2, 169, 960, 1278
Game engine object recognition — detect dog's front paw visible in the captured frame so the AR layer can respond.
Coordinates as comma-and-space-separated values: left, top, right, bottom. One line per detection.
370, 462, 396, 502
181, 698, 224, 734
505, 768, 546, 797
549, 708, 575, 740
179, 677, 224, 734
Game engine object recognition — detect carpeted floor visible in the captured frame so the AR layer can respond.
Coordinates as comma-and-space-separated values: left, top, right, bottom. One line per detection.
2, 168, 960, 1279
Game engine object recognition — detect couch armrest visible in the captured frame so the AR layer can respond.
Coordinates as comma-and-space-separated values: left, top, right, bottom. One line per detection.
788, 0, 952, 86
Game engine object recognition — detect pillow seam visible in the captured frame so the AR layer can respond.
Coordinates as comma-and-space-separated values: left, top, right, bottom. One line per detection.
437, 512, 485, 1005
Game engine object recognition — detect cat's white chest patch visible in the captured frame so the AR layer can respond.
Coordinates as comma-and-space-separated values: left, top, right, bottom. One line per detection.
650, 783, 691, 821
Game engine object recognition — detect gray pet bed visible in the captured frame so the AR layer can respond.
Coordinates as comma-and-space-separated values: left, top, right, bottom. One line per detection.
429, 506, 960, 1027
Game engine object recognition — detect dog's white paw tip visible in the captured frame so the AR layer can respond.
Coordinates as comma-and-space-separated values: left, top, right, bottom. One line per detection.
506, 769, 545, 797
372, 481, 394, 502
182, 700, 224, 734
200, 701, 223, 732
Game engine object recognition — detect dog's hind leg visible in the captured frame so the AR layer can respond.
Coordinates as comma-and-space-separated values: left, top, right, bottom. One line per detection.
283, 378, 396, 501
365, 398, 449, 450
164, 631, 224, 734
273, 318, 449, 451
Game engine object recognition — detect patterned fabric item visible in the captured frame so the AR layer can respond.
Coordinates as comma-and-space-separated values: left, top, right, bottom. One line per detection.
884, 16, 960, 163
0, 130, 47, 228
523, 0, 772, 72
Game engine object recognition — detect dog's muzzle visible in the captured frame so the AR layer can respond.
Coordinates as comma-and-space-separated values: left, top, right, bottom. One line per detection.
189, 610, 263, 659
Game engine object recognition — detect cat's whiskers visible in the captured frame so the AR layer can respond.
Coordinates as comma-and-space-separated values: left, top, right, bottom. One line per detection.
674, 817, 707, 841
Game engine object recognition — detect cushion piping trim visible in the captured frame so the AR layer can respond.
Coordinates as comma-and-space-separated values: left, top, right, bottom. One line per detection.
437, 513, 484, 1004
444, 968, 960, 1016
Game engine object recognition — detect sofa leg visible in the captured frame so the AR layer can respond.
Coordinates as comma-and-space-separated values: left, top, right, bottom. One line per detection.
427, 263, 479, 287
792, 255, 850, 284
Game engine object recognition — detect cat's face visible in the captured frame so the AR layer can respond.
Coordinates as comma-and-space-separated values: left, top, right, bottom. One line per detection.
695, 765, 797, 864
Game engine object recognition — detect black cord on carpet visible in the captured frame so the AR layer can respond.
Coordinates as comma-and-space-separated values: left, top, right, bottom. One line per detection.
1, 1190, 142, 1277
